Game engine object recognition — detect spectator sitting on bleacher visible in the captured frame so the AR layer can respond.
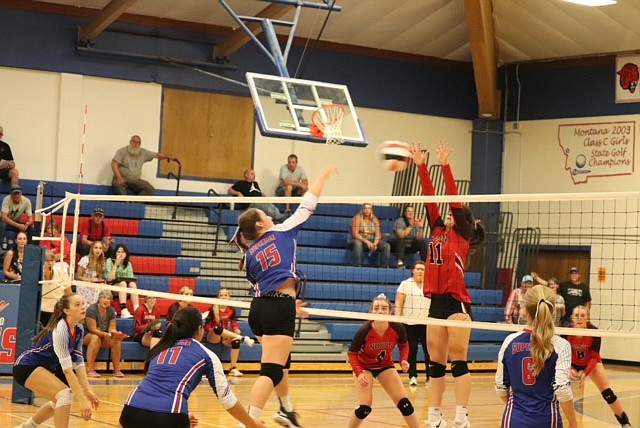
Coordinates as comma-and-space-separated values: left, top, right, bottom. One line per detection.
105, 243, 139, 319
2, 230, 26, 282
275, 154, 308, 213
504, 275, 533, 324
0, 184, 34, 243
111, 134, 176, 196
76, 241, 107, 308
204, 288, 255, 377
167, 286, 195, 322
389, 206, 427, 269
0, 125, 20, 186
133, 295, 162, 349
79, 207, 114, 258
349, 203, 390, 268
40, 250, 71, 327
40, 220, 71, 263
228, 168, 289, 223
83, 290, 126, 378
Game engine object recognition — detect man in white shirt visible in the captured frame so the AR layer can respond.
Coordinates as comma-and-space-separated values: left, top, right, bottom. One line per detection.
395, 261, 431, 386
275, 154, 308, 213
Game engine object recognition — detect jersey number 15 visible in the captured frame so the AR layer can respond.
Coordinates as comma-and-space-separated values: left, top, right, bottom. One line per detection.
256, 243, 282, 271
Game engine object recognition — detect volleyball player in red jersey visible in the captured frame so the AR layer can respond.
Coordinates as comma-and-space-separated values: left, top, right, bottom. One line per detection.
567, 306, 632, 427
410, 141, 485, 428
347, 294, 420, 428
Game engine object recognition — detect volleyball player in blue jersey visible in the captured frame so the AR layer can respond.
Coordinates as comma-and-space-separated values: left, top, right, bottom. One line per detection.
495, 285, 577, 428
119, 306, 260, 428
235, 166, 337, 428
13, 294, 100, 428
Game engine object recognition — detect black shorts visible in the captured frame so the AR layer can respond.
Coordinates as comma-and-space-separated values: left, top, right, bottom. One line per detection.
120, 405, 190, 428
361, 366, 394, 378
0, 168, 11, 182
13, 364, 67, 387
248, 295, 296, 337
428, 294, 473, 320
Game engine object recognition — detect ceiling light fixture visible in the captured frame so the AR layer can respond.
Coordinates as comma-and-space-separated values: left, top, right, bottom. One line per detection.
562, 0, 617, 6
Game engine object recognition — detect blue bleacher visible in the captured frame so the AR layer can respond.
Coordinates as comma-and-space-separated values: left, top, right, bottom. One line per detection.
115, 236, 182, 256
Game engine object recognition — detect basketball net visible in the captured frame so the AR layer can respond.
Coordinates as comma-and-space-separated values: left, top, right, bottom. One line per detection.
312, 104, 345, 145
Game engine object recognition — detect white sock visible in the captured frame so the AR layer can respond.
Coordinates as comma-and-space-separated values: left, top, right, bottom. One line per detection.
248, 405, 262, 420
454, 405, 468, 423
428, 407, 442, 422
23, 418, 39, 428
279, 396, 293, 412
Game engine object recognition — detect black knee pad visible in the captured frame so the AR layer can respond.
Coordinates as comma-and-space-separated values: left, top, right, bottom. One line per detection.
260, 362, 284, 387
429, 362, 447, 379
231, 339, 241, 349
354, 405, 372, 420
213, 325, 224, 335
284, 353, 291, 370
451, 360, 469, 378
397, 397, 414, 416
601, 388, 617, 404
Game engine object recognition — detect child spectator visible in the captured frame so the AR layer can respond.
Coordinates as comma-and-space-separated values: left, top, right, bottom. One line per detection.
76, 241, 107, 308
105, 243, 139, 318
133, 295, 162, 349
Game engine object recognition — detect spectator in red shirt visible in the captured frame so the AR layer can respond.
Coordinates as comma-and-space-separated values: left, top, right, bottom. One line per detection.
40, 220, 71, 263
133, 295, 162, 348
79, 207, 114, 258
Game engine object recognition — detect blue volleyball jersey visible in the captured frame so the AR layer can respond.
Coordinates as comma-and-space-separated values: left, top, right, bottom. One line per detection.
14, 319, 85, 371
245, 193, 318, 297
125, 338, 236, 415
495, 331, 573, 428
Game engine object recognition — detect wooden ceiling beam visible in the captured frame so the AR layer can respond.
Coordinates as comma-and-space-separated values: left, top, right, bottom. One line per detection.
78, 0, 138, 42
464, 0, 500, 119
216, 3, 290, 59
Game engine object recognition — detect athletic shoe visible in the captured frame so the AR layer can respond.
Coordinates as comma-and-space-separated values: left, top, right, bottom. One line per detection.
425, 419, 448, 428
120, 308, 133, 318
87, 370, 101, 378
228, 367, 243, 377
621, 425, 632, 428
242, 336, 255, 347
409, 376, 418, 386
397, 260, 405, 268
454, 420, 471, 428
274, 408, 302, 428
113, 370, 125, 378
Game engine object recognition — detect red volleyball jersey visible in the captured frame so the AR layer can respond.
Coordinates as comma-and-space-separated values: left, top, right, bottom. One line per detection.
566, 324, 601, 368
205, 305, 239, 333
418, 164, 473, 303
348, 321, 408, 377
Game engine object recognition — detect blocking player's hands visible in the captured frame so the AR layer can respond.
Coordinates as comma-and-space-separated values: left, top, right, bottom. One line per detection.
436, 140, 450, 166
409, 142, 427, 166
86, 389, 100, 410
295, 299, 309, 318
400, 360, 410, 372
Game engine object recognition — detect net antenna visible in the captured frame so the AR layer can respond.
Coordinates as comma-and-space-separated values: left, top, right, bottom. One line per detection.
312, 103, 345, 145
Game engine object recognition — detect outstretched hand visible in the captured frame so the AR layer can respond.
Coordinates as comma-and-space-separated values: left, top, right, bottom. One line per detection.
320, 166, 339, 179
409, 142, 427, 166
436, 140, 450, 166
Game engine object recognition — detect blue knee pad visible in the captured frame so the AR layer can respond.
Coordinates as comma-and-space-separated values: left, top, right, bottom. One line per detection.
354, 405, 372, 419
429, 362, 447, 379
231, 339, 241, 349
451, 360, 469, 378
601, 388, 617, 404
397, 397, 414, 416
260, 362, 284, 387
213, 325, 224, 335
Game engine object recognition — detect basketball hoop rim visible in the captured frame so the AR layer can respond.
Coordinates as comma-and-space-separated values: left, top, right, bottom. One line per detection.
312, 103, 345, 130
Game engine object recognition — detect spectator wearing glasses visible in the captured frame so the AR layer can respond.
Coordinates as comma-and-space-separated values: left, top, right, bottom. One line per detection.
111, 135, 176, 196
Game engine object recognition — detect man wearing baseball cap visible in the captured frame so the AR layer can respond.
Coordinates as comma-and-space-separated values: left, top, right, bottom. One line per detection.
78, 207, 114, 257
559, 266, 591, 326
0, 184, 33, 244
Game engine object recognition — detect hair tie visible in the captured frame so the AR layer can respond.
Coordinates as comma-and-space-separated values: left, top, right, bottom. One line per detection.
376, 293, 387, 299
534, 298, 553, 319
474, 219, 481, 230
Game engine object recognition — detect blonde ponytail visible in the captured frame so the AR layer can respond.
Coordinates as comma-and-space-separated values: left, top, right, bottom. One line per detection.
526, 285, 556, 377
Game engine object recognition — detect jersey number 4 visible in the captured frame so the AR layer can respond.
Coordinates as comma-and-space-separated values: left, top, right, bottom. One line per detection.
256, 243, 282, 271
157, 347, 183, 365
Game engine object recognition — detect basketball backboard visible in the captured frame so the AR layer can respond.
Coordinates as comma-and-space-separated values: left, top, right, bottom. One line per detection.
246, 72, 368, 147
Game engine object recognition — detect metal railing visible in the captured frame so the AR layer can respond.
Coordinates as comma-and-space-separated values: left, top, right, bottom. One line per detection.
207, 188, 223, 256
166, 158, 182, 219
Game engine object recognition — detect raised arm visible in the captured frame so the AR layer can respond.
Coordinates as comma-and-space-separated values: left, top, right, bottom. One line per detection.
411, 142, 442, 229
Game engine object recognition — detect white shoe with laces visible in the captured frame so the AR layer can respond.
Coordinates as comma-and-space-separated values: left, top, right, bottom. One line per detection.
425, 419, 448, 428
120, 308, 133, 318
454, 420, 471, 428
242, 336, 255, 347
228, 367, 243, 377
409, 376, 418, 386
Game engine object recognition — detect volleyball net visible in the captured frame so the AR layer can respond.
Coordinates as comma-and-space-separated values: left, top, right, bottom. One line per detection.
36, 189, 640, 341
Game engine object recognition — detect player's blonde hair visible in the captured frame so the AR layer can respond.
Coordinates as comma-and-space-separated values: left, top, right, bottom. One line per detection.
525, 285, 556, 377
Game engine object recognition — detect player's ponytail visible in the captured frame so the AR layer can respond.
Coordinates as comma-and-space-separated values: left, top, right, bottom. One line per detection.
525, 285, 556, 377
